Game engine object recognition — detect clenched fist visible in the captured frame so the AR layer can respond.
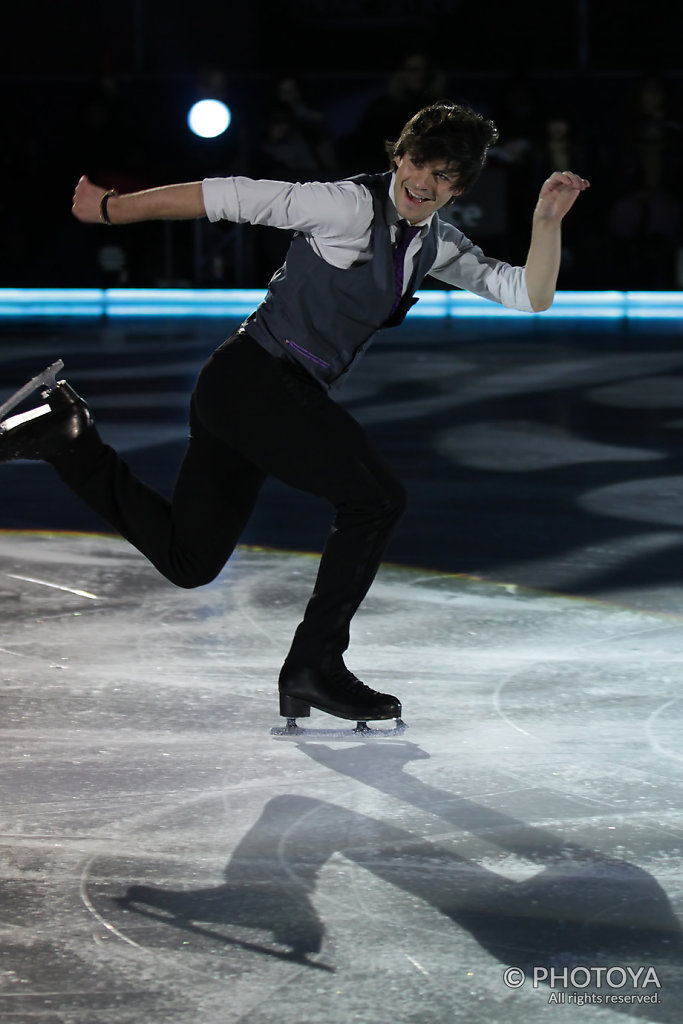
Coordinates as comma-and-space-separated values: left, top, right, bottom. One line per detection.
72, 175, 113, 224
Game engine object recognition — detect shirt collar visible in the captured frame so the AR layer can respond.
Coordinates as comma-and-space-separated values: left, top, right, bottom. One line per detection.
387, 171, 434, 233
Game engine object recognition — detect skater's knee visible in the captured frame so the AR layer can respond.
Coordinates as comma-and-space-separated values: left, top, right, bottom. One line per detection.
341, 476, 407, 523
371, 476, 407, 521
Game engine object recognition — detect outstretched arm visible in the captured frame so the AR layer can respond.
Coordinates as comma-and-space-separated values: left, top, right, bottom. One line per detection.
524, 170, 590, 311
71, 175, 206, 225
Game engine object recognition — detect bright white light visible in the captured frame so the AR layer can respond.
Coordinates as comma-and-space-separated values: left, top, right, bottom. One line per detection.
187, 99, 231, 139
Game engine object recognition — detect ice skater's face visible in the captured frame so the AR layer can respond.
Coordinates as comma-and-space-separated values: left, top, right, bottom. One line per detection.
393, 153, 462, 224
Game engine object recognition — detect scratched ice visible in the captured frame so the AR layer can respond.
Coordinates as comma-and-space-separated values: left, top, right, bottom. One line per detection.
0, 533, 682, 1024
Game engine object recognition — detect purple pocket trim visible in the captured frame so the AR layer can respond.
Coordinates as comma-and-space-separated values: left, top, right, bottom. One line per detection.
284, 339, 331, 369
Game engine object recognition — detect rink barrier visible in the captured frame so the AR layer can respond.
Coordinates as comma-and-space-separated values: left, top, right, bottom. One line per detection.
0, 289, 680, 319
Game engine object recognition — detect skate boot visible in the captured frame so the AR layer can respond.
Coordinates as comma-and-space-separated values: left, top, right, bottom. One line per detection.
0, 360, 93, 462
277, 659, 404, 735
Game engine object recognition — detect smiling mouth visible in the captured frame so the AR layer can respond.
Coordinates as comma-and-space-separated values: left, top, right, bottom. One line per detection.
405, 186, 432, 205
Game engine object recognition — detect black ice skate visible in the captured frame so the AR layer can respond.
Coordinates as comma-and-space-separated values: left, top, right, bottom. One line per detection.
272, 662, 406, 738
0, 360, 93, 462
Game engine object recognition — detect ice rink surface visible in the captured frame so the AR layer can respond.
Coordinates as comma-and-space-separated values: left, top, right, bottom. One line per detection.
2, 315, 683, 1021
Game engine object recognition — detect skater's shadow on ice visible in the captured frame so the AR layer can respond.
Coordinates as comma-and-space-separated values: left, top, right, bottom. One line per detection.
115, 794, 333, 968
116, 740, 682, 1012
294, 740, 683, 1014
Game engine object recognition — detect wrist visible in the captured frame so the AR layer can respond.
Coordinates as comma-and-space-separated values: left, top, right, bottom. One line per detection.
99, 189, 119, 225
533, 205, 563, 227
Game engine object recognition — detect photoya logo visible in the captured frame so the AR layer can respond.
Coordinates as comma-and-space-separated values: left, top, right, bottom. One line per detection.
503, 965, 662, 1006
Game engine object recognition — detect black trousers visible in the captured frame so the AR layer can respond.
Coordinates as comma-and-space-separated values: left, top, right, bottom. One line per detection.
53, 332, 406, 668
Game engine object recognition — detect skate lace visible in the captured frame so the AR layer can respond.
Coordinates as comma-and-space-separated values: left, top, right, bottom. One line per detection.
329, 666, 378, 698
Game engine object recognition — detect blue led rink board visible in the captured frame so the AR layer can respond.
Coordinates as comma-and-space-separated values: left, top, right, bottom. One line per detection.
0, 289, 680, 319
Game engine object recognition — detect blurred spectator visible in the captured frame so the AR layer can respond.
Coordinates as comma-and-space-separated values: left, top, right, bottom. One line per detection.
251, 79, 339, 282
273, 76, 339, 178
493, 76, 536, 171
609, 190, 682, 288
609, 75, 683, 287
532, 114, 588, 183
74, 74, 149, 191
487, 77, 537, 265
618, 75, 683, 193
255, 103, 322, 182
348, 52, 446, 169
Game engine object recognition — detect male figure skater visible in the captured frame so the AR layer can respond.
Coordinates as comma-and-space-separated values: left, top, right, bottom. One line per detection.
0, 103, 589, 728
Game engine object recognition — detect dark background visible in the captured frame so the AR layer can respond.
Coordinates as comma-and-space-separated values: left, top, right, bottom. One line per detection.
2, 0, 683, 613
1, 0, 682, 290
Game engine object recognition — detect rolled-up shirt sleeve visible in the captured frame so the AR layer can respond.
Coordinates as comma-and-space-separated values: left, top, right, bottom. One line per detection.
429, 222, 534, 312
202, 176, 372, 240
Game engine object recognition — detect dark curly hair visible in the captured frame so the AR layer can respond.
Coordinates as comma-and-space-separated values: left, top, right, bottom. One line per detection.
385, 101, 499, 194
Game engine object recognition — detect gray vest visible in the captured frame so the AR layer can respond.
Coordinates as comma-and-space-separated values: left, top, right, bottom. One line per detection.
241, 171, 439, 388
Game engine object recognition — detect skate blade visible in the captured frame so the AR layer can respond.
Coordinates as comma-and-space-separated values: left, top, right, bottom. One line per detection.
271, 718, 408, 740
1, 405, 51, 432
0, 360, 65, 421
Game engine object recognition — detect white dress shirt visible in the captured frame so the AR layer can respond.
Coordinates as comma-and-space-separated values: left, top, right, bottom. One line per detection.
202, 173, 533, 312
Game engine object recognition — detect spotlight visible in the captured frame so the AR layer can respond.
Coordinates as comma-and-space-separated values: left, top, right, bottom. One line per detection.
187, 99, 231, 139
